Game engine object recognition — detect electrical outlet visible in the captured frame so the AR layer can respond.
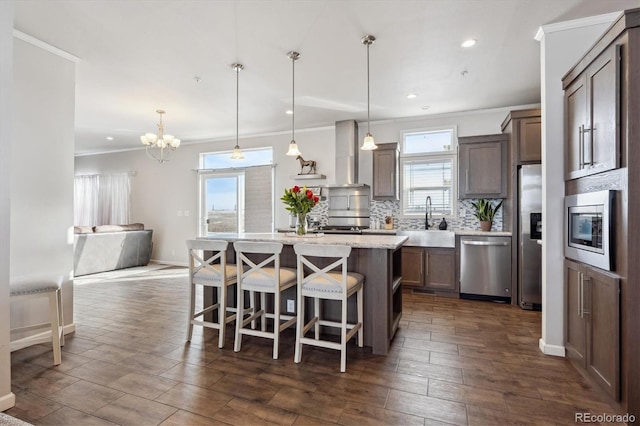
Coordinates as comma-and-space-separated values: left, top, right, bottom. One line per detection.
287, 299, 295, 313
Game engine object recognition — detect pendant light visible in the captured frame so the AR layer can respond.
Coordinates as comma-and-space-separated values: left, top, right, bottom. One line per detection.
361, 35, 378, 150
230, 63, 245, 159
286, 51, 302, 156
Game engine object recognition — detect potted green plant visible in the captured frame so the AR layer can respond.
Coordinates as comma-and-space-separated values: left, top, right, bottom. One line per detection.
470, 198, 503, 232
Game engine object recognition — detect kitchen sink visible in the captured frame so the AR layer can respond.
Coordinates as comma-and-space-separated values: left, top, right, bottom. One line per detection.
396, 230, 455, 248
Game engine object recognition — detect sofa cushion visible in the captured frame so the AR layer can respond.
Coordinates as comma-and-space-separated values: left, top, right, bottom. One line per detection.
93, 223, 144, 233
74, 226, 93, 234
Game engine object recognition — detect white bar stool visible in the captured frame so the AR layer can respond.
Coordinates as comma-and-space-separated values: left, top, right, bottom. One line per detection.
186, 239, 242, 348
293, 244, 364, 372
233, 241, 297, 359
10, 275, 64, 365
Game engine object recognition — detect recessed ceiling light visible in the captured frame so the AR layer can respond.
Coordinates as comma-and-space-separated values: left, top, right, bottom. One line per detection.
106, 136, 114, 140
285, 110, 293, 115
421, 106, 430, 110
461, 39, 477, 48
406, 93, 417, 99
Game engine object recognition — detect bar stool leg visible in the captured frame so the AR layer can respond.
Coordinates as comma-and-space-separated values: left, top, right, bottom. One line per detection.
58, 287, 65, 346
186, 280, 195, 341
49, 290, 62, 365
314, 297, 320, 340
294, 292, 304, 364
340, 298, 348, 373
234, 285, 244, 352
273, 292, 280, 359
218, 286, 226, 348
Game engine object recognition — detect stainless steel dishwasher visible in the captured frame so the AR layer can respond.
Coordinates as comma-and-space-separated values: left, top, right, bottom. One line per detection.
460, 236, 512, 301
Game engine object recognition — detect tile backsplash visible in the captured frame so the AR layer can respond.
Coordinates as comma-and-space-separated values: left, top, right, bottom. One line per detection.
303, 198, 503, 231
369, 199, 503, 231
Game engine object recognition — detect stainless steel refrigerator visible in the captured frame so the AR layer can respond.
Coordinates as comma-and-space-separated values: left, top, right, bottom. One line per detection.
519, 164, 542, 310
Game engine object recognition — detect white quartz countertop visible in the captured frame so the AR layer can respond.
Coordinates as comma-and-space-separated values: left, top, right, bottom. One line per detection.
204, 232, 408, 249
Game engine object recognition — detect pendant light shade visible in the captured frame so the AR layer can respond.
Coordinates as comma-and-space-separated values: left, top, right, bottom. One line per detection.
230, 63, 245, 159
361, 35, 378, 150
286, 50, 302, 156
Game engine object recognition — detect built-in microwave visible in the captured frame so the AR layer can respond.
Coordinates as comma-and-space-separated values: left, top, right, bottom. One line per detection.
564, 190, 614, 271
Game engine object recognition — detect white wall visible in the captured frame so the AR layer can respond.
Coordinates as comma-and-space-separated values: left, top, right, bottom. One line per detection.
0, 0, 15, 412
10, 38, 76, 336
76, 104, 534, 265
537, 14, 618, 356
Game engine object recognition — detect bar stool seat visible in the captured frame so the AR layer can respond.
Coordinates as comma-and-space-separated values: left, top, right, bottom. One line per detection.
10, 275, 64, 366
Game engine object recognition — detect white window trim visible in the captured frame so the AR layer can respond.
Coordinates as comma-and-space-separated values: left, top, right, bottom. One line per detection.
398, 125, 459, 219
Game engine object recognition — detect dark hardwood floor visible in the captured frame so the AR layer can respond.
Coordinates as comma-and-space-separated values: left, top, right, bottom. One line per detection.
7, 266, 621, 425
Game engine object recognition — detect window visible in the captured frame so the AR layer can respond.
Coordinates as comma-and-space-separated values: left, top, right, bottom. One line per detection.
400, 128, 456, 217
199, 148, 273, 235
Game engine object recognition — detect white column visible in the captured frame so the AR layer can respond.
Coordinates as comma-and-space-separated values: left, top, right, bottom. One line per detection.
0, 0, 15, 411
536, 13, 619, 356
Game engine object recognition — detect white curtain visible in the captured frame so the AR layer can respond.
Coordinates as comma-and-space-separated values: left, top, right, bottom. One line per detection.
74, 175, 99, 226
74, 173, 131, 226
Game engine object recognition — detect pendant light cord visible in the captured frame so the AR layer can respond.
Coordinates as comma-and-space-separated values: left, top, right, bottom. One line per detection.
366, 41, 370, 135
291, 55, 295, 142
236, 66, 239, 147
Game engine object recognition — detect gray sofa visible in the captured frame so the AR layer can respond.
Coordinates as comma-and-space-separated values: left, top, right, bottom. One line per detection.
73, 224, 153, 276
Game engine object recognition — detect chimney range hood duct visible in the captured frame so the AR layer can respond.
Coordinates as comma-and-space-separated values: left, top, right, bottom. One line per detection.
332, 120, 368, 188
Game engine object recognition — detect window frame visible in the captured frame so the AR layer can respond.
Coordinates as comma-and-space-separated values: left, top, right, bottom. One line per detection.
399, 126, 458, 219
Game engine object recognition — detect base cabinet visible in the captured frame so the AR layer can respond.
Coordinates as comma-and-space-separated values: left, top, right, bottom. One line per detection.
565, 259, 620, 400
401, 247, 455, 292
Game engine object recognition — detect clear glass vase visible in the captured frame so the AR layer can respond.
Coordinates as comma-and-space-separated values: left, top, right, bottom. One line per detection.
296, 212, 308, 236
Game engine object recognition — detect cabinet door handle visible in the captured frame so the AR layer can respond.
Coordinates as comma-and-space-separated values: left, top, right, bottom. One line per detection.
579, 273, 583, 318
420, 252, 424, 278
578, 125, 584, 169
582, 275, 591, 316
425, 252, 429, 277
588, 126, 595, 166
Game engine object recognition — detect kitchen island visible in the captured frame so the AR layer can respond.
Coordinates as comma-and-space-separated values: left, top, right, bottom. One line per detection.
203, 232, 408, 355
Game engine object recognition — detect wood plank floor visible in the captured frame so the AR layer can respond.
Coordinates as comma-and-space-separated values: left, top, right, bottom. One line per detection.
7, 266, 622, 425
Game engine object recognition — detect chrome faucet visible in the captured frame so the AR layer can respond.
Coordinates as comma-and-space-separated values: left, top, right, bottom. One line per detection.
425, 196, 432, 229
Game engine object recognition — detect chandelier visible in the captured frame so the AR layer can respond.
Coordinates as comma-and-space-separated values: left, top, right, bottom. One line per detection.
285, 51, 302, 156
361, 35, 378, 150
140, 109, 181, 163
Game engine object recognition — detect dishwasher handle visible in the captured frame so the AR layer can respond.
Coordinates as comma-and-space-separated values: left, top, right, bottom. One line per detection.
461, 240, 509, 247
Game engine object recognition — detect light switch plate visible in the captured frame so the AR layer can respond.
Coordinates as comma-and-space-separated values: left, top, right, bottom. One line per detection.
287, 299, 295, 312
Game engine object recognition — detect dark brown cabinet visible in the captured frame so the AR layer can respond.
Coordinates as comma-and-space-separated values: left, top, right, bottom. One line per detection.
401, 247, 455, 292
458, 134, 508, 199
501, 109, 542, 164
565, 259, 620, 399
372, 143, 399, 200
564, 44, 620, 180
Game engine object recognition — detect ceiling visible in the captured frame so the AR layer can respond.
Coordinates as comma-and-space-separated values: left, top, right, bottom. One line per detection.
13, 0, 639, 155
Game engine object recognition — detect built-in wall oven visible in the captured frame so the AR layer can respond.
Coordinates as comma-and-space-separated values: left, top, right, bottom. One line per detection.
564, 190, 615, 271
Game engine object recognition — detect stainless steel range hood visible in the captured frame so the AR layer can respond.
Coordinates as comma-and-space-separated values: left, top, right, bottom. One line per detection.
330, 120, 369, 188
325, 120, 370, 228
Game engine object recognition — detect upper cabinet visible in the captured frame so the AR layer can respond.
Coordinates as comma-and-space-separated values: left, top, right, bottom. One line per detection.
501, 109, 541, 164
372, 143, 399, 200
563, 42, 620, 180
458, 134, 508, 199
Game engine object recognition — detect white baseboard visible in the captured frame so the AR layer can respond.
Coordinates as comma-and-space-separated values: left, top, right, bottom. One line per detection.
0, 392, 16, 411
539, 338, 565, 357
10, 323, 75, 352
151, 259, 188, 267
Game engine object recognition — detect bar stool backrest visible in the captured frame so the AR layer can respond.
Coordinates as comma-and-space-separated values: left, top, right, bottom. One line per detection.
233, 241, 284, 284
186, 239, 229, 284
294, 244, 352, 292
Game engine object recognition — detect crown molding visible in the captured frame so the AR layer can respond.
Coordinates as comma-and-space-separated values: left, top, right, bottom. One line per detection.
13, 30, 80, 62
534, 11, 621, 41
